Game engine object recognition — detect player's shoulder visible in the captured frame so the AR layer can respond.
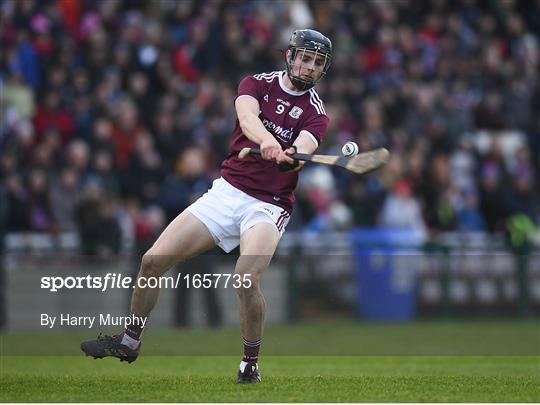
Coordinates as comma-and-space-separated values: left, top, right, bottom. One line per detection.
252, 71, 282, 83
306, 87, 327, 117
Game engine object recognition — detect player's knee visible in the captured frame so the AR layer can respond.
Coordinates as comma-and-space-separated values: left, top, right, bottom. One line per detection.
234, 270, 261, 296
140, 252, 164, 278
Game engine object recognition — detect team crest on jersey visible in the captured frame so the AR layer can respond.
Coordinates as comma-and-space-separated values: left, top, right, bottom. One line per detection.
289, 106, 303, 119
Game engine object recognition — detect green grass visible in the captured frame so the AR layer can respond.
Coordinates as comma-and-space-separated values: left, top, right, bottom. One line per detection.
2, 319, 539, 355
1, 320, 539, 402
1, 356, 539, 402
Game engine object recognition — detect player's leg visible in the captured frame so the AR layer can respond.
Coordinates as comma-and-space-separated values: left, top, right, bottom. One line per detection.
131, 209, 216, 317
81, 210, 216, 362
235, 222, 280, 383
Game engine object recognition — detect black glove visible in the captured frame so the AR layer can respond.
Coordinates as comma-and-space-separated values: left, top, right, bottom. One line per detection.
278, 145, 300, 172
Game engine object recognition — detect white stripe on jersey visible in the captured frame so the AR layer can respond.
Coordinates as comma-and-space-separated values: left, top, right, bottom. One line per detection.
254, 71, 279, 78
254, 72, 280, 82
309, 88, 326, 115
255, 71, 280, 78
300, 129, 319, 147
253, 71, 281, 82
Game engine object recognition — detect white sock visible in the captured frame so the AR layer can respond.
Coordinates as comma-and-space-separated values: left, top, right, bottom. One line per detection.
121, 333, 140, 350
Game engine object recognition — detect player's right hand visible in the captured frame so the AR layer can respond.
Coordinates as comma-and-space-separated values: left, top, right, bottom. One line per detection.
260, 138, 282, 161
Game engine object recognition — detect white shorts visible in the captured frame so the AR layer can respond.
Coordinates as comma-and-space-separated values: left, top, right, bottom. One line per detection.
187, 177, 291, 253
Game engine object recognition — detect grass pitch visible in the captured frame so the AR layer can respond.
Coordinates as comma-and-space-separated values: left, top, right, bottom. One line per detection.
2, 356, 538, 402
1, 320, 539, 402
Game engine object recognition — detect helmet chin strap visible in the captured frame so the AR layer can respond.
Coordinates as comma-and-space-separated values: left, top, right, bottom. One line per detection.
289, 75, 314, 91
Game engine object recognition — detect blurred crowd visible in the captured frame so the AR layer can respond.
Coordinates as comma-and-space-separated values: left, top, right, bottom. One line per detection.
1, 0, 539, 254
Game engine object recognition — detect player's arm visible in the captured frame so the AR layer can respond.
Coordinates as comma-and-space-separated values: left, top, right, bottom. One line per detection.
293, 130, 318, 154
275, 130, 318, 171
235, 95, 285, 162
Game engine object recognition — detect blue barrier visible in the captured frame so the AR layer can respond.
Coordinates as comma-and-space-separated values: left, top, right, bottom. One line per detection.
351, 229, 425, 321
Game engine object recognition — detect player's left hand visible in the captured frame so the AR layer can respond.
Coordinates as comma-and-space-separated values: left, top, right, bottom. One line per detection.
275, 146, 296, 165
277, 146, 301, 172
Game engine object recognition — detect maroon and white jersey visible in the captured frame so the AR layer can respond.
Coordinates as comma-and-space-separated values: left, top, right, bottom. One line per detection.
221, 70, 329, 213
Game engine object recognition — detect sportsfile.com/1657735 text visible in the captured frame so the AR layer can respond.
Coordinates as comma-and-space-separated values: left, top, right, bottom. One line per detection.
40, 273, 252, 292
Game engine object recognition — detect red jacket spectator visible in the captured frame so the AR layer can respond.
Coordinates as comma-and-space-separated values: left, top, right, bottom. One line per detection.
33, 91, 75, 145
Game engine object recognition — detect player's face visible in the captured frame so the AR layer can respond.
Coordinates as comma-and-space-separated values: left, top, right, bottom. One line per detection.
290, 49, 327, 82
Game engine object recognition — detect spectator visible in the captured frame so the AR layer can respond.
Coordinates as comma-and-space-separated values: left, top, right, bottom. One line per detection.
26, 168, 55, 233
87, 148, 119, 195
158, 146, 212, 223
122, 132, 164, 205
0, 72, 35, 122
33, 91, 75, 145
456, 190, 486, 232
75, 184, 121, 257
4, 173, 29, 232
420, 154, 457, 231
378, 177, 427, 237
50, 166, 81, 232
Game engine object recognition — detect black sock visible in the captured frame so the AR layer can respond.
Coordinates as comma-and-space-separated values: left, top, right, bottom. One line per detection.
124, 313, 147, 340
242, 337, 261, 364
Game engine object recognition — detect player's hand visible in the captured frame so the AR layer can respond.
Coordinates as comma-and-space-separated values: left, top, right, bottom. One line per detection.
275, 146, 296, 165
260, 138, 282, 161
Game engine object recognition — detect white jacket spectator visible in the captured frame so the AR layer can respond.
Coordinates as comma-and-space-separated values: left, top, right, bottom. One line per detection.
379, 178, 427, 239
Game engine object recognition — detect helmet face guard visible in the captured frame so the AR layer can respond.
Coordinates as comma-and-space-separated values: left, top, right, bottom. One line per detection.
286, 29, 332, 91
